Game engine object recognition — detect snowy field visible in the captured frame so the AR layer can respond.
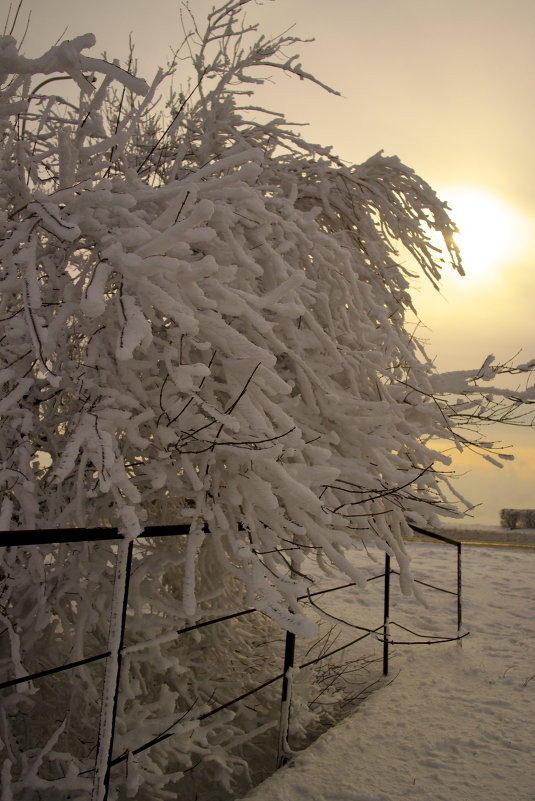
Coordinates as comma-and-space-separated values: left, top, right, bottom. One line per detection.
428, 524, 535, 546
240, 542, 535, 801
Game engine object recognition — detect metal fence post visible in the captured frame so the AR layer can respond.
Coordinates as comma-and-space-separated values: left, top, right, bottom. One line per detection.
457, 543, 463, 644
277, 630, 296, 768
91, 538, 134, 801
383, 553, 391, 676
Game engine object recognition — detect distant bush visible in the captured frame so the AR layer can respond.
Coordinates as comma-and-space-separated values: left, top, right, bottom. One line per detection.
500, 509, 535, 529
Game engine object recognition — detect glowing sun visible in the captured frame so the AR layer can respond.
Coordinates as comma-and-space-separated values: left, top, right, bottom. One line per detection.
441, 186, 526, 283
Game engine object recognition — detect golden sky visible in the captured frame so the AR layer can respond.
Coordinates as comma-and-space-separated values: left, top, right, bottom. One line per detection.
17, 0, 535, 525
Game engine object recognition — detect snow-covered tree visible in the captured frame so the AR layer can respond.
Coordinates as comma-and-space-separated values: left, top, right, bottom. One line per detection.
1, 2, 534, 798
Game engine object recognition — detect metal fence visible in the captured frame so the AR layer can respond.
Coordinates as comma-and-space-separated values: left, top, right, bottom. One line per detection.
0, 524, 465, 800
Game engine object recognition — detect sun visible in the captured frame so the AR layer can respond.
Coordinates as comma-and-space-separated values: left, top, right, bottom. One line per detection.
440, 186, 526, 283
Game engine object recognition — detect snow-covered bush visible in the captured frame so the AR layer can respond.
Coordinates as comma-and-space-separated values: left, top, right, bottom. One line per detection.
1, 1, 534, 798
500, 508, 535, 529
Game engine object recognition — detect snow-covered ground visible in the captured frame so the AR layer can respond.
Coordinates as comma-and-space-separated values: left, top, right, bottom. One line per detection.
240, 542, 535, 801
428, 524, 535, 545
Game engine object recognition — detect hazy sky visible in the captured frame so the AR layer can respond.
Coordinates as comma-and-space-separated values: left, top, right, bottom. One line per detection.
12, 0, 535, 524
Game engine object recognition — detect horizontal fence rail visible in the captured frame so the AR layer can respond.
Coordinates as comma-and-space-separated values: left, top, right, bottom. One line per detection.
0, 523, 465, 799
0, 523, 192, 547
